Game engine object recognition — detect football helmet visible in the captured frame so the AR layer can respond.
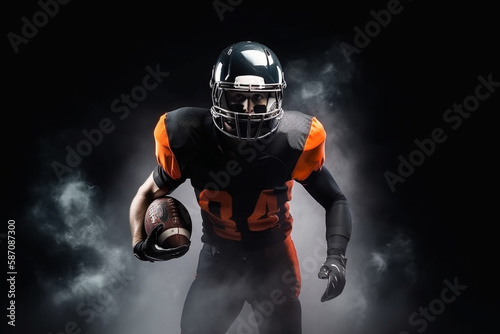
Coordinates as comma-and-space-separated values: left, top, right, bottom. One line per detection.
210, 41, 286, 140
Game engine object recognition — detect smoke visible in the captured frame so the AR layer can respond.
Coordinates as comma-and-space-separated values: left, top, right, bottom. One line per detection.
29, 175, 135, 326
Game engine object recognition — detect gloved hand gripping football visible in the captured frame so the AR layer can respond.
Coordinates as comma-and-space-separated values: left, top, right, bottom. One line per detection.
134, 224, 190, 262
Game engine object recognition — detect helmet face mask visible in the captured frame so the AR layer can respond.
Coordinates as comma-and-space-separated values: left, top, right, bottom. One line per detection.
210, 41, 286, 141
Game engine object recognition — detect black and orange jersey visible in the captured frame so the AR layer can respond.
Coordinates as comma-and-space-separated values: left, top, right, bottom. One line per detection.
153, 107, 326, 249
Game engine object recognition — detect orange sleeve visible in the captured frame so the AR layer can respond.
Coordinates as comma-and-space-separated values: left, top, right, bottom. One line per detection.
153, 113, 182, 180
291, 117, 326, 181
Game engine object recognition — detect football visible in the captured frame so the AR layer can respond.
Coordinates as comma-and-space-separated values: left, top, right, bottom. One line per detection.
144, 196, 192, 249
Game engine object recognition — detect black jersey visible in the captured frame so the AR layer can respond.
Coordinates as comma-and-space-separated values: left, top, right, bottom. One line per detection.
153, 107, 326, 248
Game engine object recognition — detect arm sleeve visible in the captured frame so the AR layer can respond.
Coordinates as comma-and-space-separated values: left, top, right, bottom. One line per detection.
300, 167, 352, 255
152, 165, 185, 194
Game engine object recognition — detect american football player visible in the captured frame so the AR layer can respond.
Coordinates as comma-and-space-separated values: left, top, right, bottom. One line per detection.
129, 41, 352, 334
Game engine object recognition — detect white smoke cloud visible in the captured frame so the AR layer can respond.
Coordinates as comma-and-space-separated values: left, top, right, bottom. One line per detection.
31, 176, 135, 324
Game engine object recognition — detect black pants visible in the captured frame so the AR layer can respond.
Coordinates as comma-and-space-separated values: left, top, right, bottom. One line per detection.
180, 237, 302, 334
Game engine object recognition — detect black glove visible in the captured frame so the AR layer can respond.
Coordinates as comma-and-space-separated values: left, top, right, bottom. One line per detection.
318, 254, 347, 302
133, 224, 190, 262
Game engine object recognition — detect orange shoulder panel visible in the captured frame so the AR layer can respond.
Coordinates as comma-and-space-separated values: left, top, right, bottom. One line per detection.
291, 117, 326, 181
153, 113, 182, 180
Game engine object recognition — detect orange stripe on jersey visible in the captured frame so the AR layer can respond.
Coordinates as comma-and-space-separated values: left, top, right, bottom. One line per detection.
291, 117, 326, 181
154, 113, 182, 180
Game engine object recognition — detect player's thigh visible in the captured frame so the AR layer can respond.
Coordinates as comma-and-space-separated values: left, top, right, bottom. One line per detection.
250, 296, 302, 334
266, 236, 302, 297
180, 244, 245, 334
249, 237, 303, 334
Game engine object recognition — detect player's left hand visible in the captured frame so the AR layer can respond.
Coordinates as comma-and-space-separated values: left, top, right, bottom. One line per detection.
318, 254, 347, 302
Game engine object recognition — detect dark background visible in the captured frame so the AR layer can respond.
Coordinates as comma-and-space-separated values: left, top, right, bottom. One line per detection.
4, 1, 498, 333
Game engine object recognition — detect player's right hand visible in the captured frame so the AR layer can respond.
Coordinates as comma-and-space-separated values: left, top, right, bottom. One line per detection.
133, 224, 190, 262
